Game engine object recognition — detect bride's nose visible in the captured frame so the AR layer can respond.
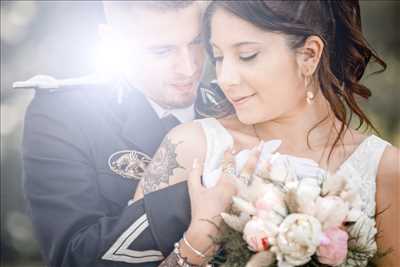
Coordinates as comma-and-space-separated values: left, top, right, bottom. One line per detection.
217, 59, 241, 89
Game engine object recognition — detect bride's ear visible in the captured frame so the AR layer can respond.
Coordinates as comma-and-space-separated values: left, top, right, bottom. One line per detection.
296, 35, 324, 77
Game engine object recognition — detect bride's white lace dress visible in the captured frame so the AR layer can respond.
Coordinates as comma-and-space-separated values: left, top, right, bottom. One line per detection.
197, 117, 390, 219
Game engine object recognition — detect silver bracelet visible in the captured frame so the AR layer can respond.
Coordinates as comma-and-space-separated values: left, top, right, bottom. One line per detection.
183, 232, 207, 258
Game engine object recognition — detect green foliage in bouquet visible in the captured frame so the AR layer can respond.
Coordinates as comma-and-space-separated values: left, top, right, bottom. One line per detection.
209, 222, 253, 267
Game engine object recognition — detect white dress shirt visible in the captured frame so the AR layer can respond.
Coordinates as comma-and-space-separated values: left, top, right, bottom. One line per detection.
146, 97, 195, 123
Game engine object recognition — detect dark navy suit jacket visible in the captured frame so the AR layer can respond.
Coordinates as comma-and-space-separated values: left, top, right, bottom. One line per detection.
22, 82, 193, 266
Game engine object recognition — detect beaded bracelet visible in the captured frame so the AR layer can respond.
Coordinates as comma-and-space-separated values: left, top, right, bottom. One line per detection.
173, 241, 197, 267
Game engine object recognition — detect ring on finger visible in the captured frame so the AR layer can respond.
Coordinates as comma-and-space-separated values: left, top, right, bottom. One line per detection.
223, 165, 236, 177
238, 173, 252, 185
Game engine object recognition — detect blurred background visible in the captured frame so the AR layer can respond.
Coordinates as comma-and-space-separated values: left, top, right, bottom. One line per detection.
1, 1, 399, 266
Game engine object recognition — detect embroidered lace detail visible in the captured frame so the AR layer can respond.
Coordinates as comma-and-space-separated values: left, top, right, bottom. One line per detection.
335, 135, 390, 217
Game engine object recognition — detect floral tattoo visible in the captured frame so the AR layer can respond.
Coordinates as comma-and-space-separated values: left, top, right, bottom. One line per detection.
142, 137, 184, 194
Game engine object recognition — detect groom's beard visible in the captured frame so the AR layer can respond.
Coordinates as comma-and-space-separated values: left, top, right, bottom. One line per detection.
140, 77, 200, 109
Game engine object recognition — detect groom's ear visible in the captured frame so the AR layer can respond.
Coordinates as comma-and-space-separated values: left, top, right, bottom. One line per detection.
296, 35, 324, 76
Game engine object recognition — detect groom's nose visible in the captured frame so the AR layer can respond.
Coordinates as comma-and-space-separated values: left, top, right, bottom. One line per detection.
174, 47, 198, 77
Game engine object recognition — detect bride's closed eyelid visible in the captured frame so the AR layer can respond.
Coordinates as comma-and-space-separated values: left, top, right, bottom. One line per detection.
239, 51, 259, 62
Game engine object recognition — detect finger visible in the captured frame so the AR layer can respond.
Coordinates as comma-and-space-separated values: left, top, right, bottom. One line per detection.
222, 148, 234, 168
215, 173, 238, 196
240, 143, 263, 177
187, 158, 204, 192
254, 159, 271, 180
221, 148, 236, 178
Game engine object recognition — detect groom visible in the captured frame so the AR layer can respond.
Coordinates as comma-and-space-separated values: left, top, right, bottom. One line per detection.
22, 1, 204, 266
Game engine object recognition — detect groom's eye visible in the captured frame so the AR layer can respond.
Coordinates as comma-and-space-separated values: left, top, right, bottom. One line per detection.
239, 52, 259, 62
149, 47, 174, 57
211, 51, 223, 63
191, 35, 203, 45
213, 55, 223, 63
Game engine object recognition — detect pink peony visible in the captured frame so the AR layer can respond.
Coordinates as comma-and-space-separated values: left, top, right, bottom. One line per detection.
243, 218, 270, 252
317, 226, 348, 266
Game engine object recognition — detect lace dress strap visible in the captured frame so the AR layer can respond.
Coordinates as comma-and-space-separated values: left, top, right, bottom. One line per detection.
196, 118, 234, 177
339, 135, 391, 216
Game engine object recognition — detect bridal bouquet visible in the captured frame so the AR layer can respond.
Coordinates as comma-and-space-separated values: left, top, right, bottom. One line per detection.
210, 148, 382, 267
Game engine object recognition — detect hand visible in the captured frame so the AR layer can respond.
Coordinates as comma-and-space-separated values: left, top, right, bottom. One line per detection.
187, 146, 262, 234
188, 150, 236, 231
180, 146, 262, 264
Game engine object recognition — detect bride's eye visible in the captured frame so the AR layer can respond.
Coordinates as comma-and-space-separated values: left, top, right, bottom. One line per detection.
239, 52, 259, 62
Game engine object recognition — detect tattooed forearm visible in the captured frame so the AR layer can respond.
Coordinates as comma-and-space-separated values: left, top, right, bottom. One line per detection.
143, 136, 184, 194
158, 252, 181, 267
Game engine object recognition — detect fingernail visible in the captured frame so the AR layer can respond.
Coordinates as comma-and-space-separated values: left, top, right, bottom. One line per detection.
193, 158, 199, 169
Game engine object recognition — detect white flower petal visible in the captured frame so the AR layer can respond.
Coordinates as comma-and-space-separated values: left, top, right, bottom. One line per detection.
232, 196, 257, 215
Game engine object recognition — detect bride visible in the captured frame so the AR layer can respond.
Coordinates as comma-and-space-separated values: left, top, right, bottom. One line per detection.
134, 1, 399, 266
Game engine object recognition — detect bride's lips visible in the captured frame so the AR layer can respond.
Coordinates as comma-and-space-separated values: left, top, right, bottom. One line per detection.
230, 93, 257, 107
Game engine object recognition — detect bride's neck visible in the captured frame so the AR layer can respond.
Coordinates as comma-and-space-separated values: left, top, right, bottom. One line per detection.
254, 93, 337, 154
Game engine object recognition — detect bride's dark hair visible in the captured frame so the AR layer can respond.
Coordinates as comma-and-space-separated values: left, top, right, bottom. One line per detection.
197, 0, 386, 157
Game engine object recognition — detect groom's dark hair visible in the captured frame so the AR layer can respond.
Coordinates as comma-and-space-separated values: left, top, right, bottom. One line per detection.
103, 1, 194, 26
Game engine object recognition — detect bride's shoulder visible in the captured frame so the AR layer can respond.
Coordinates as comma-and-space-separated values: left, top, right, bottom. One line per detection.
165, 121, 207, 163
168, 121, 206, 146
135, 122, 207, 198
377, 144, 399, 179
374, 141, 399, 264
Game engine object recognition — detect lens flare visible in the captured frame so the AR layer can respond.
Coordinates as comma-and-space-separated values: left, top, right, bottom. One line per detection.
94, 35, 132, 77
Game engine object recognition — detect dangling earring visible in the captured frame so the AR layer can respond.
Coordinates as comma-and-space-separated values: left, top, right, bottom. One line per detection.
306, 91, 315, 104
304, 74, 315, 104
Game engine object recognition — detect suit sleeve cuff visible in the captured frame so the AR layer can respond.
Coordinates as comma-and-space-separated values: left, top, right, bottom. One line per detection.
143, 181, 191, 256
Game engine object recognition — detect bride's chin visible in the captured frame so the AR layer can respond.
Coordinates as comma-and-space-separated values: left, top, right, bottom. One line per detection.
236, 112, 260, 126
236, 110, 274, 126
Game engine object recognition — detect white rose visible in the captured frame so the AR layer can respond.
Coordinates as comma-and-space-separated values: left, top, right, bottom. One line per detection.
243, 217, 278, 252
314, 196, 349, 230
296, 178, 321, 215
276, 214, 322, 266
